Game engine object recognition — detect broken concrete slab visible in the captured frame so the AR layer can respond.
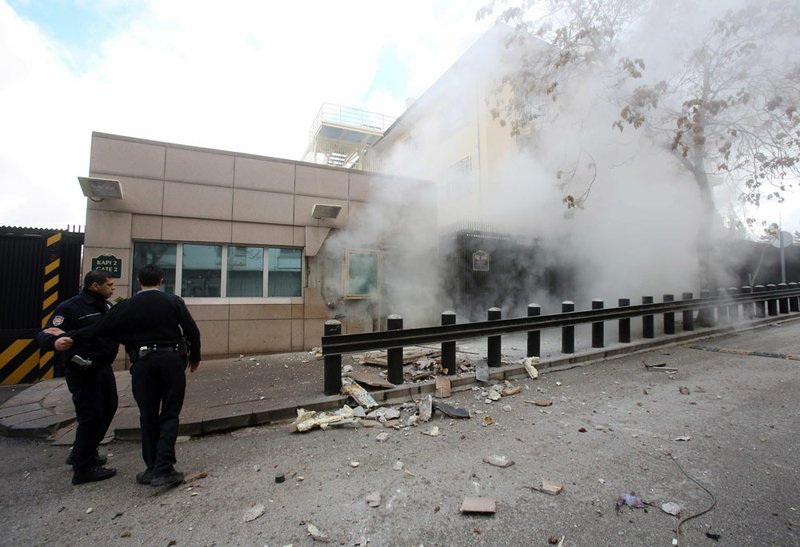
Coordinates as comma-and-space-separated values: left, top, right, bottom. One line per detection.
460, 497, 496, 514
434, 376, 451, 398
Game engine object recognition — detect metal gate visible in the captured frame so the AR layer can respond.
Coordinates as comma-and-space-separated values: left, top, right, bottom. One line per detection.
0, 227, 84, 384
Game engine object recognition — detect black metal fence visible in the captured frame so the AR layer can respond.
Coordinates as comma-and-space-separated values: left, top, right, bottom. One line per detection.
321, 282, 800, 395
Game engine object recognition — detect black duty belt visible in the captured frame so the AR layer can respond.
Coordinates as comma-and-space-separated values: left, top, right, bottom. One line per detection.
137, 343, 182, 359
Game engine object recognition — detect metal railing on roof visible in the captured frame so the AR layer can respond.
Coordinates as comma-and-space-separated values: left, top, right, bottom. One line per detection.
309, 103, 396, 139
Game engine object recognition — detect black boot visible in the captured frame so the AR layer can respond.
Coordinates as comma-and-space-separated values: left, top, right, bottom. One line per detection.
72, 466, 116, 485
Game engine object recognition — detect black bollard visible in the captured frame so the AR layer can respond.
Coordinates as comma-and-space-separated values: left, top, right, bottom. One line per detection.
698, 289, 714, 327
766, 284, 778, 316
716, 288, 729, 324
323, 320, 342, 395
778, 283, 789, 314
790, 282, 800, 312
562, 301, 575, 354
592, 299, 604, 348
682, 292, 694, 331
387, 315, 404, 385
741, 286, 754, 319
642, 296, 654, 338
618, 298, 631, 343
487, 307, 502, 367
441, 311, 456, 375
728, 288, 739, 321
527, 304, 541, 357
754, 285, 766, 318
663, 294, 675, 335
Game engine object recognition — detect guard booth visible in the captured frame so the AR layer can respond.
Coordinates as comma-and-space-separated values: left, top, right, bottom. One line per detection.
0, 227, 84, 384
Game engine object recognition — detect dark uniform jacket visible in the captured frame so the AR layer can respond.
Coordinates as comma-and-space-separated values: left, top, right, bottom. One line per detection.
36, 289, 119, 367
68, 289, 201, 363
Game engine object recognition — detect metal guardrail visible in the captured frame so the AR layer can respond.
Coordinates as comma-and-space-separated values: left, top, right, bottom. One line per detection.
320, 283, 800, 394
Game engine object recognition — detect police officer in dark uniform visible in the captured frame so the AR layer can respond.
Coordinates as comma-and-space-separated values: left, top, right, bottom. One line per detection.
64, 264, 201, 487
37, 269, 119, 485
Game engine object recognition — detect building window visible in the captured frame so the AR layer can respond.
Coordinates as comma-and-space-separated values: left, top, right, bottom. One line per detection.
132, 242, 177, 293
344, 250, 380, 298
268, 248, 302, 297
131, 242, 302, 299
182, 244, 222, 297
228, 246, 264, 297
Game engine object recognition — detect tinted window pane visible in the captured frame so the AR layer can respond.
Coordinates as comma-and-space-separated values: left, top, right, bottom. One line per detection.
268, 248, 301, 297
132, 242, 177, 293
182, 244, 221, 297
227, 246, 263, 297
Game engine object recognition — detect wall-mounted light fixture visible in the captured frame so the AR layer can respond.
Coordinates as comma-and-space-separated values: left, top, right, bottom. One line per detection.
77, 176, 123, 202
311, 203, 342, 220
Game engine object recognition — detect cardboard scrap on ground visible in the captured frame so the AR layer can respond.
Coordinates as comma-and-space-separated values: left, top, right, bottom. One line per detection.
357, 346, 441, 367
524, 356, 540, 379
460, 497, 496, 514
347, 371, 395, 389
501, 385, 524, 397
435, 375, 452, 398
342, 379, 378, 409
530, 480, 564, 495
525, 399, 553, 407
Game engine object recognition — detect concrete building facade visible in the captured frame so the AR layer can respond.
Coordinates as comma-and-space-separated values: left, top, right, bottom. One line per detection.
83, 132, 425, 360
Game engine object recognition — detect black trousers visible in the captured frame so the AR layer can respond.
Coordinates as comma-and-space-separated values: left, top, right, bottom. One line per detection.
131, 351, 186, 475
65, 364, 118, 471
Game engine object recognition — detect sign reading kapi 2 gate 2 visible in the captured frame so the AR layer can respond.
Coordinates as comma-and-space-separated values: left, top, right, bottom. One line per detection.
91, 255, 122, 278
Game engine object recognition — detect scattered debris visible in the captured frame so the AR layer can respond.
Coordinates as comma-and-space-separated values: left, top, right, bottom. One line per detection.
350, 461, 360, 468
366, 491, 381, 508
290, 406, 356, 433
673, 436, 691, 442
483, 455, 514, 468
243, 504, 265, 523
423, 426, 440, 437
460, 497, 496, 514
523, 356, 540, 379
482, 416, 494, 427
433, 400, 470, 418
661, 502, 682, 516
86, 507, 93, 514
501, 385, 524, 396
393, 461, 404, 471
616, 492, 645, 511
578, 427, 587, 433
679, 386, 691, 395
375, 432, 390, 443
435, 376, 452, 398
525, 399, 552, 407
530, 480, 564, 495
475, 360, 489, 382
358, 346, 441, 367
705, 532, 721, 541
307, 521, 331, 542
342, 379, 378, 409
644, 361, 678, 373
488, 390, 502, 401
275, 473, 285, 483
418, 394, 433, 422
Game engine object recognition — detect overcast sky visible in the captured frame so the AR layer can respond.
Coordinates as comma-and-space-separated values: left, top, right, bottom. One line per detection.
0, 0, 797, 236
0, 0, 493, 229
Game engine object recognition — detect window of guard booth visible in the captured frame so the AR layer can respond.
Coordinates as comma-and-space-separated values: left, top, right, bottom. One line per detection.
227, 246, 264, 297
267, 248, 302, 297
132, 242, 177, 293
182, 244, 222, 297
344, 250, 380, 298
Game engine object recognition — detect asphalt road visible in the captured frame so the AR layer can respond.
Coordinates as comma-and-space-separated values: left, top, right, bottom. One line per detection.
1, 319, 798, 546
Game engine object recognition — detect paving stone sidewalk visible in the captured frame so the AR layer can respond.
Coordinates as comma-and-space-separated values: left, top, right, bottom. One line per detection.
1, 315, 794, 443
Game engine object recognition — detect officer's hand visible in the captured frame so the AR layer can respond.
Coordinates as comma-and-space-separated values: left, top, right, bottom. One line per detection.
188, 361, 200, 373
43, 327, 65, 336
55, 337, 74, 351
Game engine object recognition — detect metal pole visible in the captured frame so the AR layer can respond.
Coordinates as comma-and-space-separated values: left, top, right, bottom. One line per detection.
618, 298, 631, 343
387, 315, 404, 385
527, 304, 541, 357
562, 301, 575, 354
441, 311, 456, 375
591, 299, 604, 348
487, 307, 502, 367
682, 292, 694, 331
642, 296, 654, 338
663, 294, 675, 334
323, 320, 342, 395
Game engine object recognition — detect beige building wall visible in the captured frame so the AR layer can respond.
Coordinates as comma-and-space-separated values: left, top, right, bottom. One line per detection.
83, 132, 402, 361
